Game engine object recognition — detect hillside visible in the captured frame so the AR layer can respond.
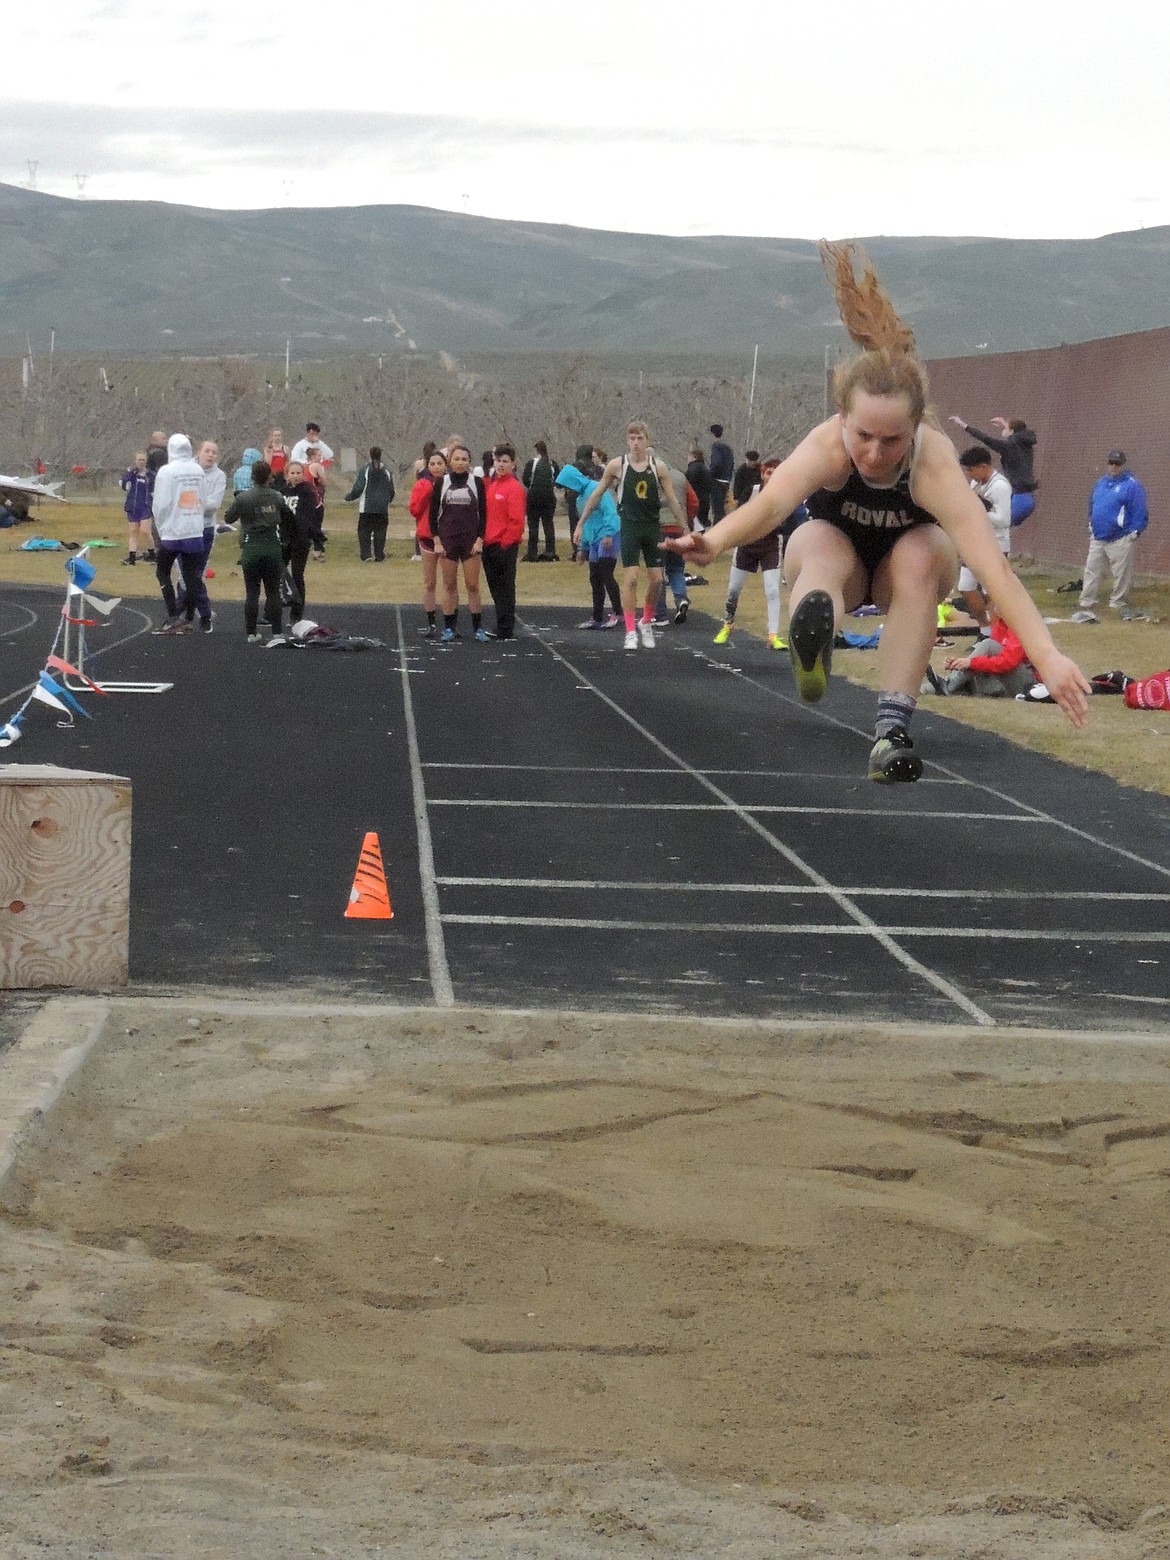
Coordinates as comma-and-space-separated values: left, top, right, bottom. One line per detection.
3, 185, 1170, 359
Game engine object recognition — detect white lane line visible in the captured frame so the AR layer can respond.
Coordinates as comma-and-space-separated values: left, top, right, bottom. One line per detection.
0, 602, 39, 637
395, 605, 454, 1008
727, 663, 1170, 883
422, 760, 965, 783
435, 875, 1170, 902
522, 630, 997, 1027
442, 914, 1170, 943
0, 605, 157, 710
426, 798, 1038, 822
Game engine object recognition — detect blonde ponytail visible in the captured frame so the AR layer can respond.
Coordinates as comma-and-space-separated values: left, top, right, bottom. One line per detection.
819, 240, 930, 424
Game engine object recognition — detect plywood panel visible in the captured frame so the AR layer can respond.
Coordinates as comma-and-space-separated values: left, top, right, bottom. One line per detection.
0, 765, 131, 989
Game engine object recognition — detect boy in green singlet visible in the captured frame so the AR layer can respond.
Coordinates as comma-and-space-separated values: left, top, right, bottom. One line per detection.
577, 421, 684, 651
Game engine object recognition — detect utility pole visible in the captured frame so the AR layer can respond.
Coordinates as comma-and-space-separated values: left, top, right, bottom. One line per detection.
285, 339, 290, 392
747, 344, 759, 442
74, 174, 88, 197
27, 161, 38, 191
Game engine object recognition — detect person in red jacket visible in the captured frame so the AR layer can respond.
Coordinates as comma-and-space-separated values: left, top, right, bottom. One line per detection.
409, 449, 447, 638
941, 605, 1035, 697
482, 442, 527, 640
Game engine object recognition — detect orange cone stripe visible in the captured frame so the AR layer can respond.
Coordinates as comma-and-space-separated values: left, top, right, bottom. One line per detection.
344, 831, 393, 919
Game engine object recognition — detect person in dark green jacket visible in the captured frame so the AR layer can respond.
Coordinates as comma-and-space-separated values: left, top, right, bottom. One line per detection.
222, 460, 297, 641
345, 446, 397, 562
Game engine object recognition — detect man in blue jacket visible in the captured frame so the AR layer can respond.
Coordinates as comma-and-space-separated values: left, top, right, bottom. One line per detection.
1074, 449, 1149, 623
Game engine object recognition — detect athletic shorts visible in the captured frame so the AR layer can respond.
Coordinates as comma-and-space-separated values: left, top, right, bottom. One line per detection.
732, 533, 781, 574
437, 516, 480, 564
589, 534, 618, 563
417, 535, 435, 553
820, 516, 937, 585
620, 515, 661, 569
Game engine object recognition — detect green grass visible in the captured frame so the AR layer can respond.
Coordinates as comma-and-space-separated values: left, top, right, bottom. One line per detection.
9, 496, 1170, 799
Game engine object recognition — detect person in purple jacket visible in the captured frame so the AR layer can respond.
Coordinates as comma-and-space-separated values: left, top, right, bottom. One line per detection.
119, 451, 153, 565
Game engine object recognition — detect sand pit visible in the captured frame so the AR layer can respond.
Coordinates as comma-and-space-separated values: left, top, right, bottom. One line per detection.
2, 998, 1170, 1557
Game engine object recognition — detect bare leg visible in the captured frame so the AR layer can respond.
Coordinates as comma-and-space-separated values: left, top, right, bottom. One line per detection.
462, 555, 483, 615
422, 550, 438, 614
782, 519, 868, 629
643, 567, 661, 618
871, 527, 960, 697
621, 566, 640, 618
438, 556, 459, 616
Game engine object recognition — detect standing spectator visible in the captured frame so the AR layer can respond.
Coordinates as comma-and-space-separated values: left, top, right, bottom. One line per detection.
708, 423, 734, 522
687, 445, 712, 529
184, 439, 225, 632
345, 446, 396, 562
263, 428, 289, 477
222, 459, 296, 642
560, 444, 602, 559
151, 434, 207, 635
948, 412, 1039, 525
275, 460, 326, 626
410, 450, 448, 637
482, 442, 527, 640
290, 421, 334, 465
522, 440, 561, 561
410, 441, 438, 560
119, 451, 152, 566
563, 454, 622, 630
430, 444, 487, 642
657, 462, 698, 625
232, 447, 263, 494
732, 449, 763, 508
1074, 450, 1150, 623
144, 429, 168, 479
713, 456, 787, 651
955, 445, 1012, 628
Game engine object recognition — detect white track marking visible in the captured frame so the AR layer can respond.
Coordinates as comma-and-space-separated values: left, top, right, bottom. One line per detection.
395, 605, 454, 1007
423, 760, 965, 783
518, 626, 997, 1027
441, 913, 1170, 943
426, 798, 1039, 822
0, 602, 39, 637
435, 875, 1170, 902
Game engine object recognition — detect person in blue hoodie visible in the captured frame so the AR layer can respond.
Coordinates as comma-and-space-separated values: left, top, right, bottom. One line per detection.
562, 458, 622, 628
232, 447, 263, 495
1075, 449, 1150, 622
119, 451, 153, 565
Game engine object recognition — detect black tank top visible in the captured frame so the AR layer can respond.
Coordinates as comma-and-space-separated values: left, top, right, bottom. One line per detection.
806, 434, 937, 535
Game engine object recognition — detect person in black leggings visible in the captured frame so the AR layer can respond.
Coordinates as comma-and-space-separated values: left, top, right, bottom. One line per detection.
275, 460, 326, 624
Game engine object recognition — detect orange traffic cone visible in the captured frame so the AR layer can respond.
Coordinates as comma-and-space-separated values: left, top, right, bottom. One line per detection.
345, 832, 393, 919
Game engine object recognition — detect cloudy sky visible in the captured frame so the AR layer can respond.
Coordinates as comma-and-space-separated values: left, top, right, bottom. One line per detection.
5, 0, 1167, 239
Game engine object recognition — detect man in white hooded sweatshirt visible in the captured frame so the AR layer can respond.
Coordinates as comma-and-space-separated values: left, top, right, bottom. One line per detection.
151, 434, 208, 635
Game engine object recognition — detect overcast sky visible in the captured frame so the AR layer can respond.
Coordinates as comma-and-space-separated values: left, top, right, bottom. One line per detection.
5, 0, 1167, 240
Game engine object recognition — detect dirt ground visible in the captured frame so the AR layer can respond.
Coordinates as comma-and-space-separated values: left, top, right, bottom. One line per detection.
2, 1000, 1170, 1558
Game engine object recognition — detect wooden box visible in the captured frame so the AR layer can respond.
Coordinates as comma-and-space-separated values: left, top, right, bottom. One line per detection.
0, 765, 131, 989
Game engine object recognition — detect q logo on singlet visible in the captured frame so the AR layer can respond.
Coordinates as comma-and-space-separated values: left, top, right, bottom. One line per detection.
635, 480, 648, 500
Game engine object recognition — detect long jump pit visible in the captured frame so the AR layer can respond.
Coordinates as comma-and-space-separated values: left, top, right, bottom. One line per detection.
2, 998, 1169, 1559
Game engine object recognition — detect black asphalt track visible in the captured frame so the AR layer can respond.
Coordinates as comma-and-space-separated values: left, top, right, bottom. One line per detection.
2, 583, 1169, 1029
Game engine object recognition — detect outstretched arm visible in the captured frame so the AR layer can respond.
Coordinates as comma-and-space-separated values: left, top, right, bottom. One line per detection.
663, 420, 845, 566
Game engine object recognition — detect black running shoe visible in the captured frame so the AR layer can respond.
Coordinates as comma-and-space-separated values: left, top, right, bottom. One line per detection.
869, 727, 923, 783
788, 589, 835, 702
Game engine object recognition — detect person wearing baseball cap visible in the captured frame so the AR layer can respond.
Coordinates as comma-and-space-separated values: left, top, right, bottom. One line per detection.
1073, 450, 1150, 622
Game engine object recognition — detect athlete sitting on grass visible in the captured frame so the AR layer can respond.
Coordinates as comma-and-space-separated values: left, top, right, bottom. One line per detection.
666, 242, 1089, 781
